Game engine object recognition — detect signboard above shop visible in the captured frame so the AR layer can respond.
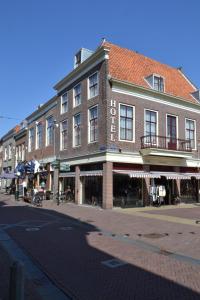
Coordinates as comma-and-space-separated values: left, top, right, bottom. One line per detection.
60, 162, 70, 172
51, 160, 70, 172
51, 160, 60, 169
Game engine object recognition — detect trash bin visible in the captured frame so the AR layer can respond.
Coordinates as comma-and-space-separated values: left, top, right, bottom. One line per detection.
15, 191, 19, 201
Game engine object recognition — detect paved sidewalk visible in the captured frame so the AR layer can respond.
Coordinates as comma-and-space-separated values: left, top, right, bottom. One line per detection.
1, 195, 200, 300
0, 244, 41, 300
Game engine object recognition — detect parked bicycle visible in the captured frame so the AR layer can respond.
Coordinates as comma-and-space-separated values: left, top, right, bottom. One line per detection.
32, 191, 44, 207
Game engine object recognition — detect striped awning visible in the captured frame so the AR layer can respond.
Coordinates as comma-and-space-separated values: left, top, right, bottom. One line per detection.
113, 170, 161, 178
150, 172, 191, 180
0, 172, 16, 179
183, 173, 200, 179
80, 170, 103, 177
59, 172, 75, 178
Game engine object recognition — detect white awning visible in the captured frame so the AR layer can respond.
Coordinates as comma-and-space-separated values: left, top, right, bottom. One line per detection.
59, 172, 75, 178
113, 170, 161, 178
150, 172, 191, 180
80, 170, 103, 177
183, 173, 200, 179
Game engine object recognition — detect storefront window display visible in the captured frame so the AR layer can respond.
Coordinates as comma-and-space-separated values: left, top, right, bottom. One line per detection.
180, 178, 197, 202
113, 174, 143, 207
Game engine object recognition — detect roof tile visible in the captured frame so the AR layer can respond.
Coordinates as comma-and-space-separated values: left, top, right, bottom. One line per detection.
103, 42, 197, 104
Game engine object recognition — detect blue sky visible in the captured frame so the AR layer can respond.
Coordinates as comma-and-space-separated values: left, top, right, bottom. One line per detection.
0, 0, 200, 136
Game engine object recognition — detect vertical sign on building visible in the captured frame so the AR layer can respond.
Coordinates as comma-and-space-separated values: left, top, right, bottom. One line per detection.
110, 100, 117, 141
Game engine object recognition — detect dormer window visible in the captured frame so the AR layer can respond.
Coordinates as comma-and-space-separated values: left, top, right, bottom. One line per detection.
153, 76, 164, 92
191, 90, 200, 102
145, 74, 164, 92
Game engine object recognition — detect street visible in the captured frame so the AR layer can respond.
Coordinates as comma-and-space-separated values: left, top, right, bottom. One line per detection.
1, 194, 200, 300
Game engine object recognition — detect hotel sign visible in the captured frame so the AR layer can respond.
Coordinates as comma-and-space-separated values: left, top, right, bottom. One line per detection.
110, 99, 117, 141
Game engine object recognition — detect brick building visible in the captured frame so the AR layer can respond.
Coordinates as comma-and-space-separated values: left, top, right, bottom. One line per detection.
2, 40, 200, 208
0, 126, 19, 190
53, 41, 200, 208
25, 97, 58, 193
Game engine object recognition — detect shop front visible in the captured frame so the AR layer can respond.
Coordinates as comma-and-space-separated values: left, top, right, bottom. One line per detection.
59, 172, 75, 202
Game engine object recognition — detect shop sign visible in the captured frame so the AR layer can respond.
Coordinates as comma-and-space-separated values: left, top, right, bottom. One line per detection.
110, 99, 117, 141
60, 162, 70, 172
51, 160, 60, 169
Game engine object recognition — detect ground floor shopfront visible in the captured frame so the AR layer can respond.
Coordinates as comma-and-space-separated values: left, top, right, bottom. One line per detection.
58, 162, 200, 209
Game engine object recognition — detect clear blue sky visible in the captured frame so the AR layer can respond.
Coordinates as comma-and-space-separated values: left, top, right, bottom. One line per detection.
0, 0, 200, 136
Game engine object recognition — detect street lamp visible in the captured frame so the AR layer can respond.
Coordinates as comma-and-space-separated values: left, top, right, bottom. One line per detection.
52, 120, 59, 202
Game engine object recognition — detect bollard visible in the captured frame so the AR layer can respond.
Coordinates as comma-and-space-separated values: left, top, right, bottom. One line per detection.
9, 261, 24, 300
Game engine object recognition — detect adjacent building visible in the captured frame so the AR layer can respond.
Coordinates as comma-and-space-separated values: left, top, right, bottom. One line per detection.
0, 125, 19, 190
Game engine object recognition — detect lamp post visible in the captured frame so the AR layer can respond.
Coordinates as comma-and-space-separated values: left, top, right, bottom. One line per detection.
52, 120, 59, 201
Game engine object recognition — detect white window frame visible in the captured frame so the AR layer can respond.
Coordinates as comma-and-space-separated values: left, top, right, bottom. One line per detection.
21, 143, 25, 161
46, 116, 54, 146
28, 128, 34, 152
60, 119, 68, 151
73, 113, 81, 147
4, 146, 8, 161
185, 118, 196, 150
118, 103, 135, 143
73, 83, 81, 107
8, 144, 12, 159
144, 109, 159, 145
88, 105, 98, 143
36, 122, 42, 149
165, 114, 179, 151
153, 74, 165, 92
88, 71, 99, 100
60, 92, 68, 114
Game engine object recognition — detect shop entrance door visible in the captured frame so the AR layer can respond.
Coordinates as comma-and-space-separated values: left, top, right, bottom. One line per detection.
167, 115, 177, 150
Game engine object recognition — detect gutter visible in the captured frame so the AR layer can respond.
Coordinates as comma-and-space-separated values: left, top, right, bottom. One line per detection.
109, 77, 200, 110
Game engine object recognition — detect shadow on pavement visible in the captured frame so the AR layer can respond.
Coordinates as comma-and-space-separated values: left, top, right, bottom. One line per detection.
0, 198, 200, 300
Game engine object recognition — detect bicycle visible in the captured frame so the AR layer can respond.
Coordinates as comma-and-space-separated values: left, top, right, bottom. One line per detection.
32, 192, 43, 207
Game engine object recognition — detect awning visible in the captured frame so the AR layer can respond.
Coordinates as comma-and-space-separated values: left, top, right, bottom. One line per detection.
0, 173, 16, 179
183, 173, 200, 179
150, 172, 191, 180
113, 170, 161, 178
80, 170, 103, 177
59, 172, 75, 178
59, 170, 103, 177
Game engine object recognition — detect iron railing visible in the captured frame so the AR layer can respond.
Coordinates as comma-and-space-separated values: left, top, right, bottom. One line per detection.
141, 135, 192, 152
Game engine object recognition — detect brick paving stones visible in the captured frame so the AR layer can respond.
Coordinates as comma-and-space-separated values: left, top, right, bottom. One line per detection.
1, 195, 200, 299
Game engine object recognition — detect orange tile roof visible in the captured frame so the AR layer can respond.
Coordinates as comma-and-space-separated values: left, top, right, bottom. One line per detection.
103, 41, 198, 104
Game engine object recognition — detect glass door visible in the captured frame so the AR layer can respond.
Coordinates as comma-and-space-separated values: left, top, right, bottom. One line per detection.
167, 115, 177, 150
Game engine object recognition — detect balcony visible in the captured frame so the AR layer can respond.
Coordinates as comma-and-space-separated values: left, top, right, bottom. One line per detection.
140, 135, 193, 159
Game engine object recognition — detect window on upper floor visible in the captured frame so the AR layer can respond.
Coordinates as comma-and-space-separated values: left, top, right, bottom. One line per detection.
36, 122, 43, 149
8, 144, 12, 159
88, 72, 99, 99
88, 105, 98, 143
28, 128, 34, 152
153, 76, 164, 92
46, 116, 54, 146
119, 104, 135, 141
73, 84, 81, 107
60, 120, 68, 150
73, 113, 81, 147
185, 119, 196, 150
146, 74, 164, 92
4, 147, 8, 161
61, 92, 68, 114
144, 110, 158, 145
21, 143, 25, 161
18, 145, 21, 161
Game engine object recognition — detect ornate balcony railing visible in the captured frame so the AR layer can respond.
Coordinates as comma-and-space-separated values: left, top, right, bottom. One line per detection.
140, 135, 192, 152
